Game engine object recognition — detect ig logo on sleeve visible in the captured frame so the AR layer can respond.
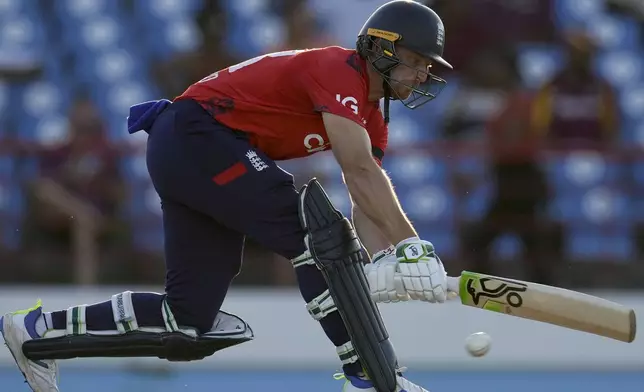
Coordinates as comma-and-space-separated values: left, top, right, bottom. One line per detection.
336, 94, 359, 115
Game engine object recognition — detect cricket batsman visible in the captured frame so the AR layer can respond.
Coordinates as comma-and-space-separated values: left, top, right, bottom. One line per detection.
1, 1, 453, 391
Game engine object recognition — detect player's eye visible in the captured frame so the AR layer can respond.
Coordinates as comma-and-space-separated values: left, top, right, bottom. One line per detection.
415, 58, 432, 71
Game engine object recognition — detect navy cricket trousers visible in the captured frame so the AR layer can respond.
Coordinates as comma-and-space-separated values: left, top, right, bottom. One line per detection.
145, 99, 307, 333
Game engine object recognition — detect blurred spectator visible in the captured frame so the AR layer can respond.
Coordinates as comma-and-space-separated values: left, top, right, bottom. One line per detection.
470, 95, 560, 283
427, 0, 492, 74
471, 0, 556, 43
428, 0, 555, 74
531, 31, 620, 148
451, 50, 559, 284
151, 1, 239, 98
441, 48, 519, 140
19, 92, 129, 284
278, 0, 335, 50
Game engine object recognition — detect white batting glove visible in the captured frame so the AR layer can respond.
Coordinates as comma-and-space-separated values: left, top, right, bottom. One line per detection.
364, 237, 448, 304
364, 246, 409, 303
395, 237, 448, 303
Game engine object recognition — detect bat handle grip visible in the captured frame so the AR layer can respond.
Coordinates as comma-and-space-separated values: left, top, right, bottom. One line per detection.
446, 276, 460, 296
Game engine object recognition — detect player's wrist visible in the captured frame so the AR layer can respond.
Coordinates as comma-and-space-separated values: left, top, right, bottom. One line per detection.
371, 245, 395, 264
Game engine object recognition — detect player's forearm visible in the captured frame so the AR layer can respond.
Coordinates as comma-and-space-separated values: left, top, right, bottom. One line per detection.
344, 164, 417, 245
352, 203, 392, 256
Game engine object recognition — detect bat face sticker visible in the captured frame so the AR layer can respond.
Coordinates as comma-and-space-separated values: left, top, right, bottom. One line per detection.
466, 276, 527, 308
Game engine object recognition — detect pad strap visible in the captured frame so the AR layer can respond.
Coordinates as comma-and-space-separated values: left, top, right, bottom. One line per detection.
66, 305, 87, 335
337, 341, 359, 365
111, 291, 139, 334
291, 249, 315, 268
161, 298, 180, 332
306, 289, 337, 320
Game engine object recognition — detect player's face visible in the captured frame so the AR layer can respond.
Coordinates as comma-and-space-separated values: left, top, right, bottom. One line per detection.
389, 47, 433, 100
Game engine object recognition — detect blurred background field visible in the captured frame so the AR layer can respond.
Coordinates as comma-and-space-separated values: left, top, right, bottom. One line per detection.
0, 0, 642, 390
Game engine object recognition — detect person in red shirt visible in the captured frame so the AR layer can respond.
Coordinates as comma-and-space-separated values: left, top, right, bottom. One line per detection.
178, 47, 387, 162
2, 2, 453, 391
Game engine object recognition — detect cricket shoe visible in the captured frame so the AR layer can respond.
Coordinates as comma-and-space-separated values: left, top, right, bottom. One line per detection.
1, 300, 59, 392
338, 371, 430, 392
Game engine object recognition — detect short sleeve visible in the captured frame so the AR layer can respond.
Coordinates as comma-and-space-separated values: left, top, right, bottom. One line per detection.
299, 54, 368, 128
366, 105, 388, 166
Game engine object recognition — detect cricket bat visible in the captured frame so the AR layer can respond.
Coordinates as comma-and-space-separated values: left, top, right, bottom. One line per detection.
446, 271, 637, 343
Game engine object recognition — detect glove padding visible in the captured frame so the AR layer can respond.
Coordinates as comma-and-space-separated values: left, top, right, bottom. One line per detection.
364, 246, 409, 303
364, 237, 448, 304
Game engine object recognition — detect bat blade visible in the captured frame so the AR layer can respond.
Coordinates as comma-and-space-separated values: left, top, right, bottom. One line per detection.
450, 271, 637, 343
